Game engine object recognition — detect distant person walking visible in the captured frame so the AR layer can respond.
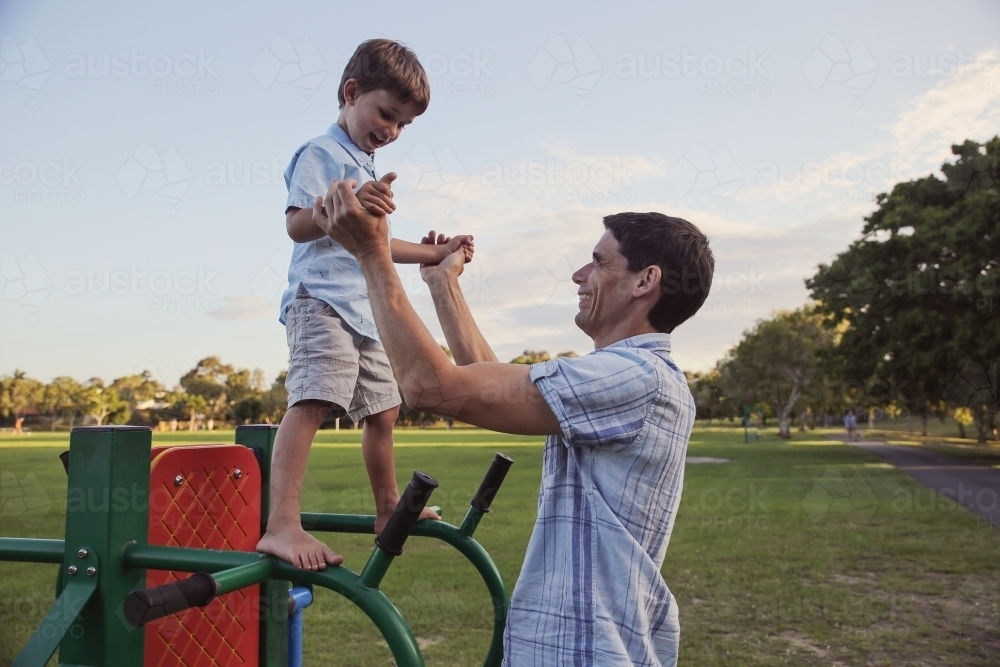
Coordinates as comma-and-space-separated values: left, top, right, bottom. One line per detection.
845, 409, 858, 442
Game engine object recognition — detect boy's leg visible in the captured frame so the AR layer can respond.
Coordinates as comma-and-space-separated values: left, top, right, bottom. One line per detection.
257, 400, 342, 570
258, 297, 359, 569
362, 406, 442, 534
352, 339, 440, 535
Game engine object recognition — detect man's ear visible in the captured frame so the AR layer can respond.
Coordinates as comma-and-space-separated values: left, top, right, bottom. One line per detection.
634, 265, 662, 298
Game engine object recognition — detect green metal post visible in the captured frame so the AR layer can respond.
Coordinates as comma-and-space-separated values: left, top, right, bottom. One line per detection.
458, 506, 486, 538
358, 548, 395, 589
211, 559, 275, 595
235, 425, 288, 667
58, 426, 152, 667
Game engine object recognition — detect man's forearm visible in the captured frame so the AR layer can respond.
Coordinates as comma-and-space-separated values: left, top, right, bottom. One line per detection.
426, 274, 498, 365
358, 251, 468, 414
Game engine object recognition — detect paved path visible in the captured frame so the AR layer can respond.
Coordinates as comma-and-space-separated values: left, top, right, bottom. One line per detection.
848, 440, 1000, 527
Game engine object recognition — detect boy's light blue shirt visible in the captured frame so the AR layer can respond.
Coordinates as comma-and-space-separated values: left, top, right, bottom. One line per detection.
504, 333, 692, 667
279, 123, 389, 339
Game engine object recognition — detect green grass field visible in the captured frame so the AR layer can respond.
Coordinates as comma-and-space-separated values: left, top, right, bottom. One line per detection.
1, 427, 998, 666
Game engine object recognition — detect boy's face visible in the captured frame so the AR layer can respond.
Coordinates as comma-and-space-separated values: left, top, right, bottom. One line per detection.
340, 80, 422, 154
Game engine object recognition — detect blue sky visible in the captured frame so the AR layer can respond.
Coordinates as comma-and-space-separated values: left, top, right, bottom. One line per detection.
2, 0, 998, 386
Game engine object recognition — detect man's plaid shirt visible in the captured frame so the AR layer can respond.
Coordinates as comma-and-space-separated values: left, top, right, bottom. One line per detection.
504, 333, 693, 666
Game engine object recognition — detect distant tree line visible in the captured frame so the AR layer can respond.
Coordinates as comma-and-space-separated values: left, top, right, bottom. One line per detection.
0, 357, 288, 431
691, 137, 998, 442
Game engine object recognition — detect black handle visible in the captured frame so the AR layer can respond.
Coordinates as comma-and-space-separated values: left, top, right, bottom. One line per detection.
123, 572, 217, 627
470, 453, 514, 512
375, 471, 438, 556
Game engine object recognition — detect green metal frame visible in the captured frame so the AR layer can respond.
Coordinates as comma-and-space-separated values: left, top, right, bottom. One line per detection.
0, 425, 510, 667
301, 506, 509, 667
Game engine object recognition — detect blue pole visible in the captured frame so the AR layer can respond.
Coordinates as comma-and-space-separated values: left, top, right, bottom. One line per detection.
288, 585, 314, 667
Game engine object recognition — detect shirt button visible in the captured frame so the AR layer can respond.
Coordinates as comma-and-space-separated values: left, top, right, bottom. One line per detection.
546, 362, 557, 372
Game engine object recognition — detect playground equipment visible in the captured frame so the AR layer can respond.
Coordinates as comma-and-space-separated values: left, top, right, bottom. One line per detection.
0, 425, 514, 667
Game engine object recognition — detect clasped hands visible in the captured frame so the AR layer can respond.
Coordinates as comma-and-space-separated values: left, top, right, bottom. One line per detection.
311, 173, 472, 273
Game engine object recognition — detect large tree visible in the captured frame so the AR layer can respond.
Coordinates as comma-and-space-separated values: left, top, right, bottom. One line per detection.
724, 308, 832, 438
807, 137, 999, 436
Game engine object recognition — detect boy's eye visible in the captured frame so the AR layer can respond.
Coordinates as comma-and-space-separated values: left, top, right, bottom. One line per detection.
379, 109, 392, 120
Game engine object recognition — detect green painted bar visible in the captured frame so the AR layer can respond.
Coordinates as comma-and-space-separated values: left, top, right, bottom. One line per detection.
122, 542, 266, 572
12, 566, 98, 667
0, 538, 64, 564
300, 512, 375, 534
458, 506, 485, 538
235, 424, 289, 667
212, 559, 275, 596
58, 426, 152, 667
357, 547, 394, 590
271, 560, 425, 667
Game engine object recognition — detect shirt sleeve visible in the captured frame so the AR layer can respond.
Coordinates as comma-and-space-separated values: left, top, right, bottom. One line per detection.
285, 143, 347, 212
529, 350, 658, 447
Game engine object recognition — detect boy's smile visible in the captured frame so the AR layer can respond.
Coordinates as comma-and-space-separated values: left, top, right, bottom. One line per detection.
339, 82, 423, 154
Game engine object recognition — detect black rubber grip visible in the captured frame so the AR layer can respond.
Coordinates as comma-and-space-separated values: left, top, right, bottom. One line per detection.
375, 471, 438, 556
123, 572, 217, 627
59, 451, 70, 475
470, 453, 514, 512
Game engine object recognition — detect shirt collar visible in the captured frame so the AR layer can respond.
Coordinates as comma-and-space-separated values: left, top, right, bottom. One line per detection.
606, 332, 672, 353
327, 122, 375, 173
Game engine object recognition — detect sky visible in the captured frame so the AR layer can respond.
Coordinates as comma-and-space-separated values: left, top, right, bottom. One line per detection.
1, 0, 998, 387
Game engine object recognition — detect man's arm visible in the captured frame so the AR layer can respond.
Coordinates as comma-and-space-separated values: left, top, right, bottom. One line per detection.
422, 250, 498, 365
316, 181, 561, 436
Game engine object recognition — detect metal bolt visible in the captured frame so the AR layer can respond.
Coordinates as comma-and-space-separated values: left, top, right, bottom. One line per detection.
86, 567, 97, 577
76, 548, 88, 559
233, 468, 242, 480
174, 475, 184, 487
67, 565, 78, 576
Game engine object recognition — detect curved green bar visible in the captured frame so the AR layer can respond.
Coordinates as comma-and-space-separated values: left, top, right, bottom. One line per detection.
271, 560, 424, 667
301, 513, 509, 667
0, 538, 65, 564
122, 543, 424, 667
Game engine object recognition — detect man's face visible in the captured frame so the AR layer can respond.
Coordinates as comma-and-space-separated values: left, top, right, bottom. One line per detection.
572, 230, 638, 340
341, 84, 421, 153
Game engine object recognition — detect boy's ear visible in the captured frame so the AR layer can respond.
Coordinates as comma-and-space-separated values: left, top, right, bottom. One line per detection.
342, 78, 358, 105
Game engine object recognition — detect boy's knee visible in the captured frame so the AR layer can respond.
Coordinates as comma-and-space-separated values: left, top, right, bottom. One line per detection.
365, 406, 400, 429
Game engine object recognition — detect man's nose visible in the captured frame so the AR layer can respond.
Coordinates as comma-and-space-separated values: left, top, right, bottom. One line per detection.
572, 264, 590, 284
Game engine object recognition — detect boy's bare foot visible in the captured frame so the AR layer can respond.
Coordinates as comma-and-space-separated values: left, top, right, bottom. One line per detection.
257, 524, 343, 570
374, 505, 442, 536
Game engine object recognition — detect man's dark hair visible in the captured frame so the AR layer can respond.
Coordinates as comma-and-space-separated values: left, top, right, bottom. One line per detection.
603, 212, 714, 333
338, 39, 430, 113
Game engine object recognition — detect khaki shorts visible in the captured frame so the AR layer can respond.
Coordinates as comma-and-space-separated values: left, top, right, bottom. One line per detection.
284, 297, 401, 421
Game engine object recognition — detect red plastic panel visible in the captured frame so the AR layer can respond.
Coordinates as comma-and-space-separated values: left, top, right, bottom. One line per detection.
145, 445, 262, 667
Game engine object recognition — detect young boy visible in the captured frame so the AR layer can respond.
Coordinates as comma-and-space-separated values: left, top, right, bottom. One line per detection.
256, 39, 473, 570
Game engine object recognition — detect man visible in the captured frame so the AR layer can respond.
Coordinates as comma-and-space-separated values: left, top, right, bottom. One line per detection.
313, 179, 714, 666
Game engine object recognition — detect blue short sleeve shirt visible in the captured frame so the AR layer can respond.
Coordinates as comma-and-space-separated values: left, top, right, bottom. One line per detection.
503, 333, 694, 666
278, 123, 388, 339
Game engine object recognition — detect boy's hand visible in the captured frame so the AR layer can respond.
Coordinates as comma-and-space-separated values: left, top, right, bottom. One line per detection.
357, 172, 397, 216
444, 233, 475, 263
315, 179, 390, 260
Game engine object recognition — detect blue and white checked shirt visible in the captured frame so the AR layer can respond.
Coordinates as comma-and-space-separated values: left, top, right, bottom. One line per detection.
279, 123, 388, 339
505, 333, 693, 666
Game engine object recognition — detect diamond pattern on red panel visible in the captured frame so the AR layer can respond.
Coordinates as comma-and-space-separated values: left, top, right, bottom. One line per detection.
145, 445, 261, 667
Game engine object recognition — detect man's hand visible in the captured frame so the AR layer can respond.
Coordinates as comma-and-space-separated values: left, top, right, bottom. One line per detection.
420, 231, 467, 284
357, 173, 397, 216
314, 179, 390, 260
